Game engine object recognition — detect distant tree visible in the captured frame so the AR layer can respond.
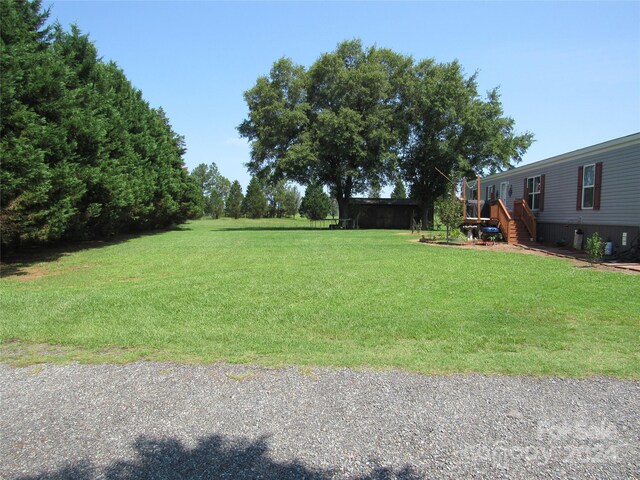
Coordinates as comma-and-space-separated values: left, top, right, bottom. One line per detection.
209, 191, 224, 219
190, 162, 230, 218
282, 184, 301, 217
391, 179, 407, 199
211, 176, 231, 219
329, 198, 339, 219
369, 182, 382, 199
242, 177, 267, 219
207, 166, 230, 219
434, 180, 463, 242
263, 179, 287, 218
190, 164, 214, 196
226, 180, 244, 219
299, 183, 331, 221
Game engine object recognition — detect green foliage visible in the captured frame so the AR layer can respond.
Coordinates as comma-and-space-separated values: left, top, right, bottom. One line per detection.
242, 177, 268, 219
282, 184, 301, 217
239, 40, 412, 220
401, 61, 533, 216
391, 179, 407, 199
239, 39, 532, 224
586, 232, 605, 263
299, 183, 331, 220
267, 181, 301, 218
189, 162, 230, 218
0, 0, 199, 250
226, 180, 244, 219
369, 182, 382, 198
434, 183, 464, 242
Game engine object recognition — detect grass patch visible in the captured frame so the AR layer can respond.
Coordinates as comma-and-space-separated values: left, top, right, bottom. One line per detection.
1, 217, 639, 378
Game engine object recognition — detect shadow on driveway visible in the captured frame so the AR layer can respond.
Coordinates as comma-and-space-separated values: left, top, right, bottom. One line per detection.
16, 433, 422, 480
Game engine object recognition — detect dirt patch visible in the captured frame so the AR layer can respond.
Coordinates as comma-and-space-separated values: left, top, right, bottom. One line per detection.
6, 265, 53, 282
415, 238, 639, 274
2, 262, 95, 282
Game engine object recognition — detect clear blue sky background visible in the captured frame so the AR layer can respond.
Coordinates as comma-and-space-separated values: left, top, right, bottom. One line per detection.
44, 1, 640, 191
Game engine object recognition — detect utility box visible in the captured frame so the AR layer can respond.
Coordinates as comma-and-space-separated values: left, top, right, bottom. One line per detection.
573, 229, 584, 250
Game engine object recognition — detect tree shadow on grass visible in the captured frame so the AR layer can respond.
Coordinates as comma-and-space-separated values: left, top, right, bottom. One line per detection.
16, 433, 422, 480
214, 226, 332, 232
0, 226, 192, 279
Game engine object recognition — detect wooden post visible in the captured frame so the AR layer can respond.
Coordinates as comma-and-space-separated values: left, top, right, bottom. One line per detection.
462, 177, 467, 221
477, 175, 481, 222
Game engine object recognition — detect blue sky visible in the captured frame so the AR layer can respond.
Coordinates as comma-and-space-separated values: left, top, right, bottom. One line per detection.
44, 1, 640, 191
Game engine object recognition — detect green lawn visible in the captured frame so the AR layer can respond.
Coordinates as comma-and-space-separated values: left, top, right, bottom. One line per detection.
1, 217, 639, 378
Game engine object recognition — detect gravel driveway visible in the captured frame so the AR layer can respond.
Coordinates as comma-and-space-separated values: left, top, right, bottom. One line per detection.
1, 362, 638, 479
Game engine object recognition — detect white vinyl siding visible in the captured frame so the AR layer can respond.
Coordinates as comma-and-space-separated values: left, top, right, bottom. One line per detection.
478, 135, 640, 227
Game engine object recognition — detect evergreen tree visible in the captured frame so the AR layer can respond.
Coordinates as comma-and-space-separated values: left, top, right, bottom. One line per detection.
226, 180, 244, 219
212, 176, 231, 218
242, 177, 267, 219
299, 183, 331, 221
189, 162, 229, 218
0, 0, 200, 250
369, 182, 382, 198
391, 179, 407, 199
282, 185, 301, 217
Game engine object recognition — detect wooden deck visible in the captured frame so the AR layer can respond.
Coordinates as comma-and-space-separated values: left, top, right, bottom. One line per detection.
463, 198, 537, 245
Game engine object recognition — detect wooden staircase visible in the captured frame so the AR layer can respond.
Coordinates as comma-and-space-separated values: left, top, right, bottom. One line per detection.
488, 199, 537, 245
511, 219, 535, 245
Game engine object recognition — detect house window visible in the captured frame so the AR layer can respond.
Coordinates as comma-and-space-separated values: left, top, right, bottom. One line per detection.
582, 164, 595, 209
499, 182, 509, 201
527, 176, 541, 210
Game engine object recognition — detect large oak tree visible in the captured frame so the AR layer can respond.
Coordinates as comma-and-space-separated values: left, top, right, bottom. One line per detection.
239, 40, 412, 220
402, 60, 533, 224
238, 40, 533, 222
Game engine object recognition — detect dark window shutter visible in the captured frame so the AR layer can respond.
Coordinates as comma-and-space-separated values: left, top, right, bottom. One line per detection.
490, 186, 495, 200
594, 162, 603, 210
539, 175, 545, 211
523, 178, 528, 199
485, 186, 488, 201
576, 166, 583, 210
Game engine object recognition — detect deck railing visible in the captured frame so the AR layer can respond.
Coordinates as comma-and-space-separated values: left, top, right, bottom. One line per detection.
514, 199, 537, 241
490, 199, 513, 242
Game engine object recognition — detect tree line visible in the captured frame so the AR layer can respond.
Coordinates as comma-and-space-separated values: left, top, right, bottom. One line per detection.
188, 163, 413, 222
1, 0, 201, 251
238, 39, 534, 224
188, 162, 302, 220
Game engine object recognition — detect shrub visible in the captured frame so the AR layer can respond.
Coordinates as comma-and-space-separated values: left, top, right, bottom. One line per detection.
586, 232, 605, 263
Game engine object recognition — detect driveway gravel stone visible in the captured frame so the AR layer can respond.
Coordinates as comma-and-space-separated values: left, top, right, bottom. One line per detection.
1, 362, 638, 479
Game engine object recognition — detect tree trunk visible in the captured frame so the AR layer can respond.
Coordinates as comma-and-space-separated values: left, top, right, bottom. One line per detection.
338, 196, 350, 221
423, 202, 434, 230
336, 176, 352, 223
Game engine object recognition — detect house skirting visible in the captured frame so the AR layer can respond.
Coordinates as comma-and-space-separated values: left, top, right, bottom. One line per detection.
537, 222, 639, 253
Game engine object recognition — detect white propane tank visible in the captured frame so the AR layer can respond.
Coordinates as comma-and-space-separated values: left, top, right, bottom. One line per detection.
605, 241, 613, 256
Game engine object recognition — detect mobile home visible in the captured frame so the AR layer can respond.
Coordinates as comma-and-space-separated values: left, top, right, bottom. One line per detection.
469, 133, 639, 255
